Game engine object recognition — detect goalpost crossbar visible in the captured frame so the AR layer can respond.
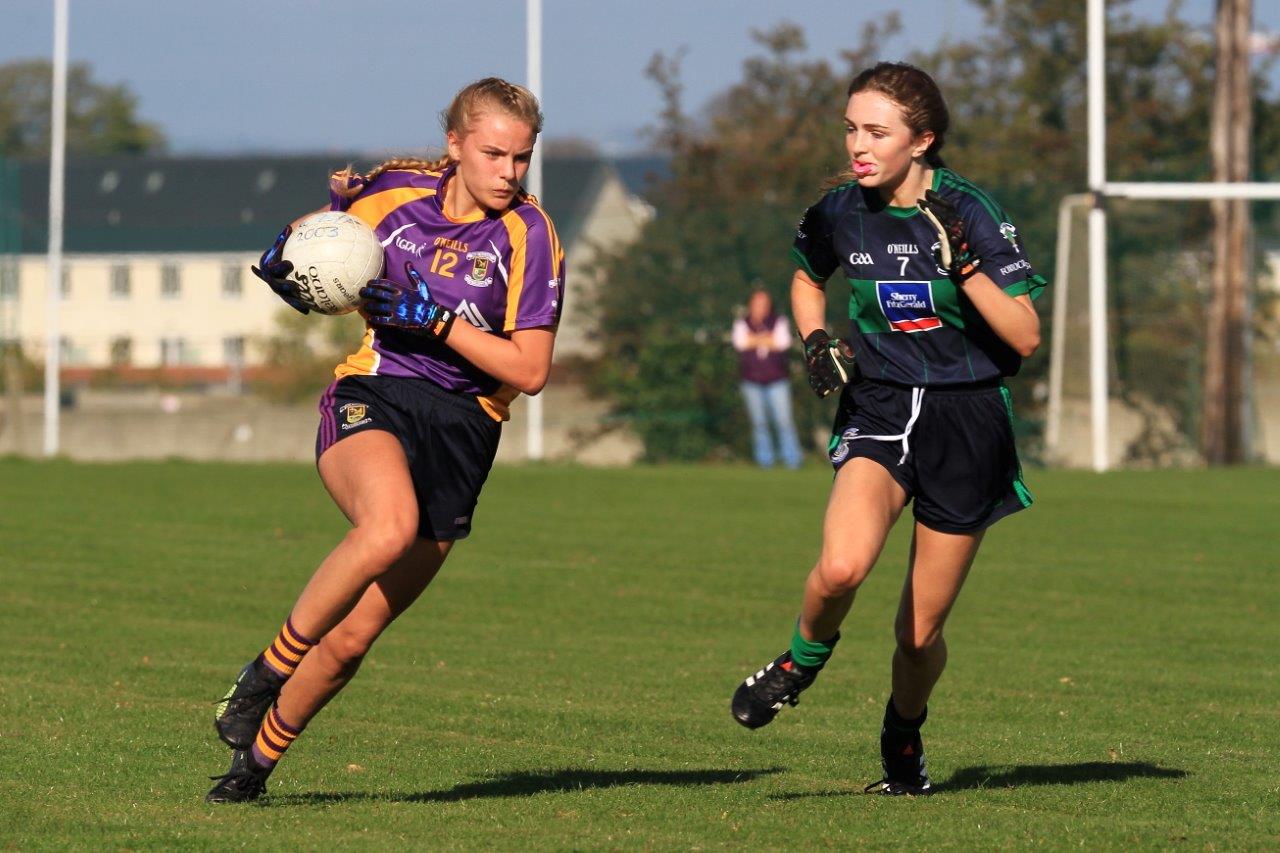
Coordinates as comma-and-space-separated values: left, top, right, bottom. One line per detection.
1071, 0, 1277, 471
1103, 182, 1280, 201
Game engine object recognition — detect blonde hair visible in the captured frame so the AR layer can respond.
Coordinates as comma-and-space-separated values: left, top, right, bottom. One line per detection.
331, 77, 543, 199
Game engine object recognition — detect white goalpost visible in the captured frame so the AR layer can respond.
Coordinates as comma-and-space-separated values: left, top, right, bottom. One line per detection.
38, 0, 549, 461
525, 0, 545, 461
1045, 0, 1280, 472
42, 0, 68, 457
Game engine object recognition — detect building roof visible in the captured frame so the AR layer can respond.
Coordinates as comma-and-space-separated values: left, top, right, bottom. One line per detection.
612, 154, 670, 202
4, 153, 642, 255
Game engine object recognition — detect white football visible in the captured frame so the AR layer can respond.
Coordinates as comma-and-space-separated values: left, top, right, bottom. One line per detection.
281, 211, 384, 315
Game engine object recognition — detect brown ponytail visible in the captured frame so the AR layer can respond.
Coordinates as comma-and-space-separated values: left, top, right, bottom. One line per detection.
848, 62, 949, 166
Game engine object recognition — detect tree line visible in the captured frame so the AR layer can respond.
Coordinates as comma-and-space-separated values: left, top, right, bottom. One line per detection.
588, 2, 1280, 463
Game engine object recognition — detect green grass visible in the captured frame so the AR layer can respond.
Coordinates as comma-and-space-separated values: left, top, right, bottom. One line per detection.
0, 460, 1277, 849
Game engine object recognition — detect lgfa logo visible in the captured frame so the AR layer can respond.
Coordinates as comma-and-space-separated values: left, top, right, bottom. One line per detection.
381, 223, 427, 257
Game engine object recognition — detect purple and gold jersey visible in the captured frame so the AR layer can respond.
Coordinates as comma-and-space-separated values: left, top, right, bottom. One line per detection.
330, 164, 565, 421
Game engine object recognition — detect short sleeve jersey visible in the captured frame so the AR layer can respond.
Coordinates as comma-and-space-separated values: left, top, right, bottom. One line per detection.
330, 163, 565, 421
791, 168, 1046, 386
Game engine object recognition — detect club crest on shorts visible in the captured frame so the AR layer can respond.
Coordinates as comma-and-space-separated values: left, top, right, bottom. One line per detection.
877, 281, 942, 333
829, 427, 859, 464
465, 250, 497, 287
340, 402, 372, 430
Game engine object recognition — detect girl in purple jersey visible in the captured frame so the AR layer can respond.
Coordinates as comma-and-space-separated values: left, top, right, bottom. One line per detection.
208, 78, 565, 803
730, 63, 1043, 796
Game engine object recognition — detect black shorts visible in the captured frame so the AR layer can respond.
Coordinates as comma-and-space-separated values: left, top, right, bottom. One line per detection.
316, 374, 501, 541
828, 378, 1033, 533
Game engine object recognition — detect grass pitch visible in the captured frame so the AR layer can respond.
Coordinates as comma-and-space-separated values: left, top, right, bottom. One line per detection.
0, 459, 1277, 849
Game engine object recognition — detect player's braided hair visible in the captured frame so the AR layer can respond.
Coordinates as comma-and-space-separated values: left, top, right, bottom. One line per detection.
826, 62, 950, 188
440, 76, 543, 140
330, 77, 543, 199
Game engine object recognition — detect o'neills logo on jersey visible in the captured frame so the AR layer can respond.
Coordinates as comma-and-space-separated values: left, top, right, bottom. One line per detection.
877, 281, 942, 333
464, 250, 497, 287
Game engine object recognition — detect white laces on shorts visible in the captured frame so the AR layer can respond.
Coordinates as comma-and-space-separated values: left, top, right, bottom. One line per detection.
842, 386, 925, 465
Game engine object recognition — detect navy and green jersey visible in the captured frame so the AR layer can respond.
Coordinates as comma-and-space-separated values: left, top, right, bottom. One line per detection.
791, 168, 1047, 387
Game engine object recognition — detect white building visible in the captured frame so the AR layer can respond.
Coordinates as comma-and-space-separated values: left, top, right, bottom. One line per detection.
0, 154, 661, 381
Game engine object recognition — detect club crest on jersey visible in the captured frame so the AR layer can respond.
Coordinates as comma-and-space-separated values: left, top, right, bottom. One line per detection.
464, 251, 497, 287
877, 281, 942, 333
1000, 221, 1022, 254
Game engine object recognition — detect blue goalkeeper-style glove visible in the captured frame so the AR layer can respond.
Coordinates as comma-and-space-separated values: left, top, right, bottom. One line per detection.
250, 224, 311, 315
360, 262, 457, 339
917, 189, 982, 282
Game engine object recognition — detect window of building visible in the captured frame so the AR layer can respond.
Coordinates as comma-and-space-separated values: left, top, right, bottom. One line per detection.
223, 336, 246, 364
160, 264, 181, 299
0, 262, 16, 301
160, 337, 188, 366
222, 264, 243, 298
60, 267, 71, 299
58, 336, 85, 365
110, 264, 131, 299
110, 337, 132, 366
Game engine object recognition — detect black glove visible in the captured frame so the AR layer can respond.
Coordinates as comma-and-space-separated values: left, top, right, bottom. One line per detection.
803, 329, 855, 398
917, 189, 981, 282
250, 225, 311, 315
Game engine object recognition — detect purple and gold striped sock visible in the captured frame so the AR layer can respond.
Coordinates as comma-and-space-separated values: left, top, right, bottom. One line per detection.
250, 703, 303, 769
259, 617, 316, 680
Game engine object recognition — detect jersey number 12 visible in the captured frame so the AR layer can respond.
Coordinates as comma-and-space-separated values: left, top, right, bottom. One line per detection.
430, 248, 458, 278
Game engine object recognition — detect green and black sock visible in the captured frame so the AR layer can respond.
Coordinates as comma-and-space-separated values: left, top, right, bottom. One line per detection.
789, 622, 839, 670
884, 696, 927, 733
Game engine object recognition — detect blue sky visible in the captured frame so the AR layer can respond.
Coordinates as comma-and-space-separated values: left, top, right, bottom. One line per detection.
2, 0, 1277, 155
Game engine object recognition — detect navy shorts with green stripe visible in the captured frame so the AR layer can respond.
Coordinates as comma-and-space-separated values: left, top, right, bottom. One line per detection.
828, 377, 1033, 533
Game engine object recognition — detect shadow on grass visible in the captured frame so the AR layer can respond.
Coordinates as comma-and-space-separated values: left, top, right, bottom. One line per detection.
941, 761, 1188, 791
267, 766, 783, 806
771, 761, 1187, 800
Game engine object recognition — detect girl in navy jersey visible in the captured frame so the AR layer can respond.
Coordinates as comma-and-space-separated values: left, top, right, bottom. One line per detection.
207, 78, 564, 803
731, 62, 1045, 795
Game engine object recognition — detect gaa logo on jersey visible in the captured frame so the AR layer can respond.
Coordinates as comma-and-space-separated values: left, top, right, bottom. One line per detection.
877, 281, 943, 333
464, 250, 497, 287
